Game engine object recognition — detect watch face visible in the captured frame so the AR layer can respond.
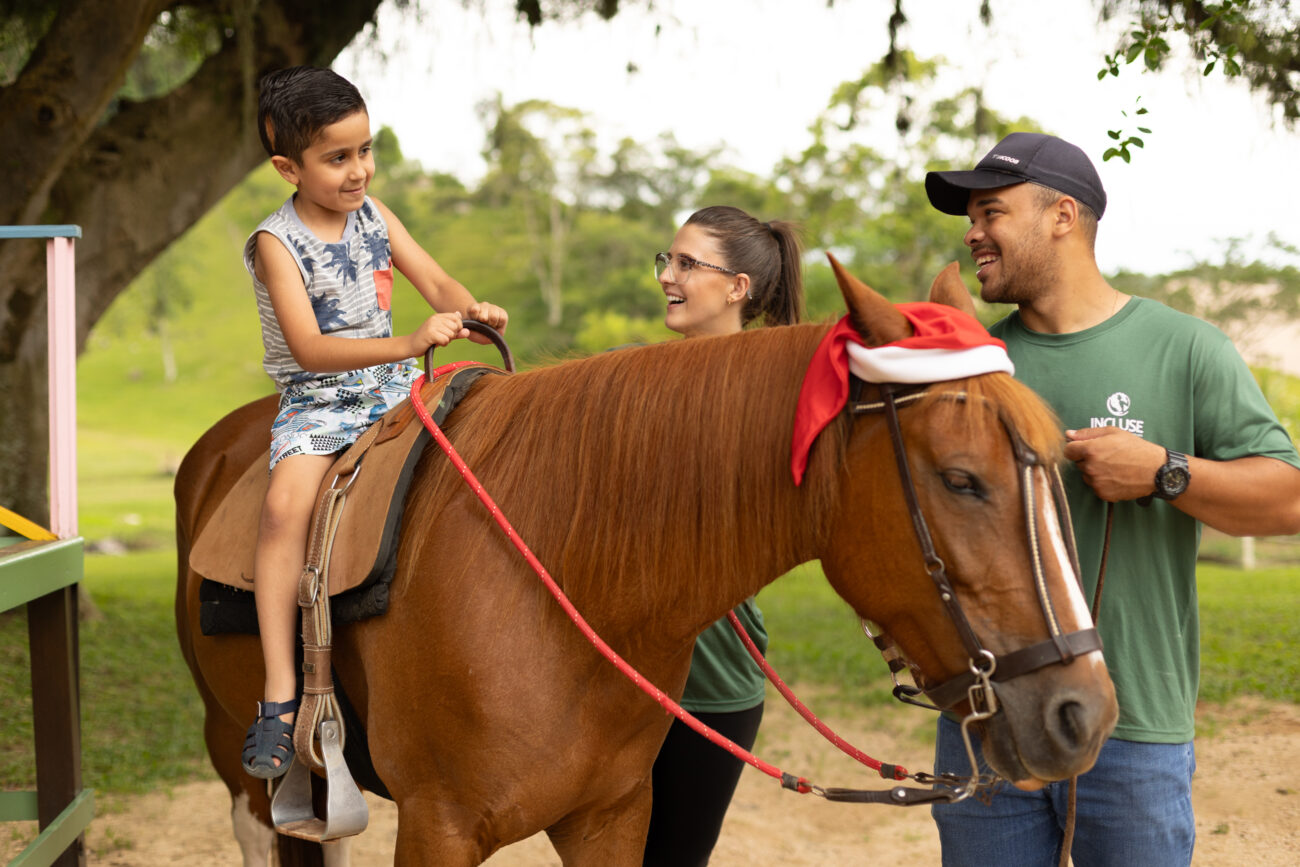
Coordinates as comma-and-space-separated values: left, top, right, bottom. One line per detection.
1159, 465, 1190, 496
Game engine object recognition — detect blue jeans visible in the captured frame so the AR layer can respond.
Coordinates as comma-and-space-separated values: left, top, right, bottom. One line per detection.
931, 715, 1196, 867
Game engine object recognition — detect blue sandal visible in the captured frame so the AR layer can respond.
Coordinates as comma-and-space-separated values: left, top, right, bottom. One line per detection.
241, 698, 298, 780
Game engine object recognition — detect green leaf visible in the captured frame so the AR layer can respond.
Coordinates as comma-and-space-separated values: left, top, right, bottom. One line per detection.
1204, 60, 1217, 75
1103, 148, 1120, 162
1125, 42, 1145, 64
1136, 107, 1149, 115
1120, 149, 1132, 164
1129, 137, 1144, 148
1108, 129, 1121, 140
1097, 69, 1108, 81
1138, 127, 1152, 134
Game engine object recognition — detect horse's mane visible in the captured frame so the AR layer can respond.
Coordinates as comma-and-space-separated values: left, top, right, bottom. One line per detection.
919, 374, 1066, 466
401, 322, 1066, 625
404, 324, 839, 623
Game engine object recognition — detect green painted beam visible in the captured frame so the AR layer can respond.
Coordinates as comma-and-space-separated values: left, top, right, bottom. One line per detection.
0, 791, 38, 822
7, 788, 94, 867
0, 539, 83, 612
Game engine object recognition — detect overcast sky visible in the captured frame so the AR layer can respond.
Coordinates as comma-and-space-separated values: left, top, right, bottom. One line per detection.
337, 0, 1300, 277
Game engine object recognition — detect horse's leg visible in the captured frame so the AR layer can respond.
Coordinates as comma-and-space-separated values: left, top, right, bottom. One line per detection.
205, 708, 275, 866
390, 792, 494, 867
545, 779, 654, 867
231, 788, 274, 867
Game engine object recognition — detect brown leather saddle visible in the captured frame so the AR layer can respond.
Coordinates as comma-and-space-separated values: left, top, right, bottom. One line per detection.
190, 362, 505, 627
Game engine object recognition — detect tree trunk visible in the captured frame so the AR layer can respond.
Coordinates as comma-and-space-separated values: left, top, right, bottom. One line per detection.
0, 350, 51, 525
0, 0, 384, 516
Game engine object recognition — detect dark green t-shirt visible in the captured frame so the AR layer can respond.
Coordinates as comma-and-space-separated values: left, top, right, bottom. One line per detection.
991, 297, 1300, 742
680, 597, 769, 712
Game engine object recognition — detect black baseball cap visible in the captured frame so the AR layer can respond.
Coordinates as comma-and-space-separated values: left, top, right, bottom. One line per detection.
925, 132, 1107, 220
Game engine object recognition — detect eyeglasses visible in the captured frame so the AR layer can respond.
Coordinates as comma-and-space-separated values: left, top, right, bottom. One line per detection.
654, 251, 738, 283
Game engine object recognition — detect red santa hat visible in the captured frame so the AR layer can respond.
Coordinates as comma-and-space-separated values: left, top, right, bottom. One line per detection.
790, 303, 1014, 485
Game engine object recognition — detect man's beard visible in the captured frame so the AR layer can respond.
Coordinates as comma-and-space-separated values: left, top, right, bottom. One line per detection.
978, 234, 1059, 306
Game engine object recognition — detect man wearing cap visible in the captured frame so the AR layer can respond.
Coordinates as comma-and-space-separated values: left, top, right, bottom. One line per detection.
923, 132, 1300, 865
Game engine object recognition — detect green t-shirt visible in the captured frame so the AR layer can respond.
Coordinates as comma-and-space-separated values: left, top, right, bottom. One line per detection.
991, 297, 1300, 742
680, 597, 769, 712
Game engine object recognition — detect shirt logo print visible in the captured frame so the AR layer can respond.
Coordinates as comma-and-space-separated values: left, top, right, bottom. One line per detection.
1092, 391, 1145, 436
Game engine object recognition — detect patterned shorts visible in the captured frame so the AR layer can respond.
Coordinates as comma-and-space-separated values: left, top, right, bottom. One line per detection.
269, 361, 418, 470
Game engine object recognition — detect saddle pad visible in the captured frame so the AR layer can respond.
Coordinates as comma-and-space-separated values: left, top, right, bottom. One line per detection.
189, 364, 503, 597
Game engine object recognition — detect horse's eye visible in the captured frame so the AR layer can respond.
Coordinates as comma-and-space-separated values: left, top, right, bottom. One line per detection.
941, 469, 985, 498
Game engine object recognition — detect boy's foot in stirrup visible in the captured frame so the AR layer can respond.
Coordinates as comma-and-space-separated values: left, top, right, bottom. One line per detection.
242, 698, 298, 780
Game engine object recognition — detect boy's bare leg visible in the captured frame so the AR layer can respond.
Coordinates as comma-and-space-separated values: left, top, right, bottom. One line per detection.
254, 453, 336, 737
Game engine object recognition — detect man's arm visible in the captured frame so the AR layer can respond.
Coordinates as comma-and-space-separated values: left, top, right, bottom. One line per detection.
1064, 426, 1300, 536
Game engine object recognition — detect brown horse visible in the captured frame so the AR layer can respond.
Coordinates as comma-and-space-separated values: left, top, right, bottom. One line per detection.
175, 263, 1116, 866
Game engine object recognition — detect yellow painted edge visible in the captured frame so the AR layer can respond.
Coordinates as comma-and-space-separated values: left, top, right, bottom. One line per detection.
0, 505, 57, 541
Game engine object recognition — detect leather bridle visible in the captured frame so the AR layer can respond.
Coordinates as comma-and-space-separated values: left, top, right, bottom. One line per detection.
846, 380, 1104, 800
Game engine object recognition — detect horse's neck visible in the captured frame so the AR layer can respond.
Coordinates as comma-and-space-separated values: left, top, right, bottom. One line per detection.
559, 329, 830, 643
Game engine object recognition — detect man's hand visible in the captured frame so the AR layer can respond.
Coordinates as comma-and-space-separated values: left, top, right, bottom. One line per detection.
1064, 426, 1166, 502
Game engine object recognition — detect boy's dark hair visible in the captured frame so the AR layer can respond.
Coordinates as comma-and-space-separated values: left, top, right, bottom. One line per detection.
256, 66, 367, 162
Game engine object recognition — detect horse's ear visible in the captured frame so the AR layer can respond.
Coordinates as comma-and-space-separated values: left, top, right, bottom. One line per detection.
826, 252, 912, 347
928, 262, 977, 319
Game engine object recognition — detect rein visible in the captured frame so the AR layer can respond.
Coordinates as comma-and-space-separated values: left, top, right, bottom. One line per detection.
1060, 501, 1115, 866
407, 347, 1102, 808
852, 383, 1102, 710
841, 382, 1105, 801
408, 364, 954, 804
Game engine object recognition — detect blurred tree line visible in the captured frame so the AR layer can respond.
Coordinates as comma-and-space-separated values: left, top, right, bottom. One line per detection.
102, 49, 1300, 383
6, 0, 1298, 521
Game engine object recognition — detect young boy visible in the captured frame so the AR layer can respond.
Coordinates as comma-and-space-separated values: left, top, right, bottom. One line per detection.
240, 66, 508, 779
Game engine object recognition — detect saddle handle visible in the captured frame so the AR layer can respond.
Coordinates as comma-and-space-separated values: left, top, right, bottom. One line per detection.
425, 318, 516, 374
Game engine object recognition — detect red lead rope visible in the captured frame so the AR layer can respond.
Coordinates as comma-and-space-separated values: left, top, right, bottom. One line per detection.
410, 367, 908, 795
725, 609, 909, 780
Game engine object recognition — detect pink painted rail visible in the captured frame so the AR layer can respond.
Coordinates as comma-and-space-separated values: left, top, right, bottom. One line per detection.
0, 224, 91, 867
0, 224, 80, 537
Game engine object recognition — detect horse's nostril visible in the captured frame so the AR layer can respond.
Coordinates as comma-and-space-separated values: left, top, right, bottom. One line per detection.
1054, 700, 1087, 747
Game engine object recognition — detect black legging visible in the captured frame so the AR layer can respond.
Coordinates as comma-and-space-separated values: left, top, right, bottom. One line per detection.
642, 703, 765, 867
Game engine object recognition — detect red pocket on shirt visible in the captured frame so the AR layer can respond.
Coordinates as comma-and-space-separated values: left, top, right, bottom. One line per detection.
373, 267, 394, 311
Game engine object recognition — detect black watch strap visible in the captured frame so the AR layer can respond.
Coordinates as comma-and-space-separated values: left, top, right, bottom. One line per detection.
1138, 448, 1190, 506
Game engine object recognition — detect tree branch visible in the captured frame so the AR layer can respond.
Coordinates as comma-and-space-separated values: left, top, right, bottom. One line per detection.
0, 0, 384, 362
0, 0, 169, 227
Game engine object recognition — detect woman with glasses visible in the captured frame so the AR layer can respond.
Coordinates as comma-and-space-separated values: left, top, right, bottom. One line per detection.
645, 205, 805, 867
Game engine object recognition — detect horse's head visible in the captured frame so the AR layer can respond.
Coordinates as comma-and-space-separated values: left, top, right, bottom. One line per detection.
814, 256, 1117, 789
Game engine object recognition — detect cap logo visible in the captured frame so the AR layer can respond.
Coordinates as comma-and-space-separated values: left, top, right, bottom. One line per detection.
991, 154, 1020, 165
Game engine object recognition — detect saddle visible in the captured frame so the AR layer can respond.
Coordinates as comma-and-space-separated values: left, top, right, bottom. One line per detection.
189, 362, 504, 617
191, 360, 506, 842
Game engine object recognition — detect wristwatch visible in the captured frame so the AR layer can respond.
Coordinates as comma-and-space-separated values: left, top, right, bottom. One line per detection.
1138, 448, 1190, 506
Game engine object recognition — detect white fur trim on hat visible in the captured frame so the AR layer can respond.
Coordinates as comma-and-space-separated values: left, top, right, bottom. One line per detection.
847, 343, 1015, 384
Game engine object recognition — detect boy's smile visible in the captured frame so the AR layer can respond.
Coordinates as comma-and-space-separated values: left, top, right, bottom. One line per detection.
272, 109, 375, 237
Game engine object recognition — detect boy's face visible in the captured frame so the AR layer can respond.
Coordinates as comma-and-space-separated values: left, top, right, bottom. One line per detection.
272, 110, 374, 218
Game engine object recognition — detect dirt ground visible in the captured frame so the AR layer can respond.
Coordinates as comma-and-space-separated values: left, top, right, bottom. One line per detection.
6, 697, 1296, 865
